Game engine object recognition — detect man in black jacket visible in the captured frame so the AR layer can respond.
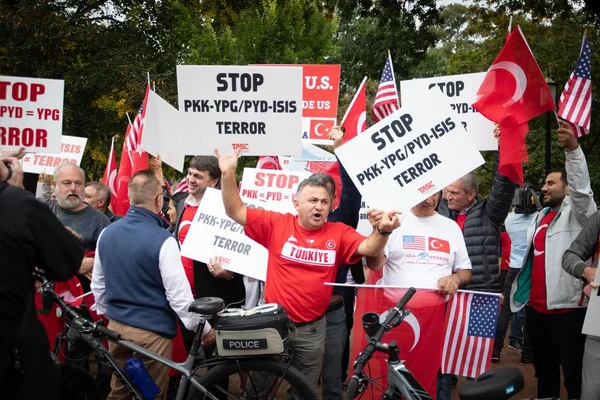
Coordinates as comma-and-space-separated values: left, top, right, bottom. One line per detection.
437, 166, 515, 293
0, 153, 84, 399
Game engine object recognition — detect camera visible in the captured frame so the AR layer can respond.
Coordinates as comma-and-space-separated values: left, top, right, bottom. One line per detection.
512, 184, 541, 214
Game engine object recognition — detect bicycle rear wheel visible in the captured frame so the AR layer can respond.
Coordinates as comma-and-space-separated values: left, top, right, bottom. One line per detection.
194, 359, 318, 399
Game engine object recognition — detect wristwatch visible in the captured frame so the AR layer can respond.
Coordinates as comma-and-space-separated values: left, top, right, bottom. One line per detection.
1, 162, 13, 183
377, 228, 392, 236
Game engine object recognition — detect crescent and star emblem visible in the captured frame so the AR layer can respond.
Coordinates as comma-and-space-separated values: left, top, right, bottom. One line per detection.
487, 61, 527, 106
379, 309, 421, 351
533, 223, 548, 256
430, 239, 441, 249
108, 169, 117, 196
314, 123, 328, 137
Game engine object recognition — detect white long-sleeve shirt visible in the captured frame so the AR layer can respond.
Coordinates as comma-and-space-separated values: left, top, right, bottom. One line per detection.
91, 232, 210, 335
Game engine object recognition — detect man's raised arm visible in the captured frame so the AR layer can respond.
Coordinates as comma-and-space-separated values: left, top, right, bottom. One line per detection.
215, 149, 247, 226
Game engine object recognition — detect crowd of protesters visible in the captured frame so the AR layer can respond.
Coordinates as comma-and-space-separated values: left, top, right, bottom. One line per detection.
0, 122, 598, 400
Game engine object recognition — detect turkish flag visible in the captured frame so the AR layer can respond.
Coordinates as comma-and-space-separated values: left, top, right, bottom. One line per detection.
473, 26, 554, 125
256, 156, 282, 170
428, 237, 450, 254
102, 136, 118, 212
472, 26, 553, 186
308, 118, 335, 140
350, 287, 446, 398
327, 77, 367, 209
340, 77, 367, 143
114, 124, 133, 215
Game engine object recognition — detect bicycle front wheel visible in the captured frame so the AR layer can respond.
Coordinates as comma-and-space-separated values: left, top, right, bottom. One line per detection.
195, 359, 318, 400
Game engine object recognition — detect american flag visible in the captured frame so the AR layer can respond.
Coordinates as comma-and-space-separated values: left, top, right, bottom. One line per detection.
558, 34, 592, 138
126, 94, 147, 162
402, 235, 426, 250
372, 52, 400, 122
441, 292, 500, 378
173, 178, 189, 194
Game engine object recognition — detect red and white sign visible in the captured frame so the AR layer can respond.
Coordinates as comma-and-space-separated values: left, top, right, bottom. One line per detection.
180, 188, 268, 281
240, 168, 311, 215
22, 135, 87, 174
0, 76, 64, 153
300, 65, 340, 144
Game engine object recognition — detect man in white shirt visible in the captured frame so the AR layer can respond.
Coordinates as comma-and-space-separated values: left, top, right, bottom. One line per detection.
91, 170, 213, 400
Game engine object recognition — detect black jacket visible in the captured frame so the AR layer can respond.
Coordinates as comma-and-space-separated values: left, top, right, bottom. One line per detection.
437, 169, 515, 293
0, 183, 83, 397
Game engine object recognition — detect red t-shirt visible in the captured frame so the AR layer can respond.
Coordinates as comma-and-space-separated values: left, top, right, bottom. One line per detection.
500, 231, 511, 271
178, 204, 198, 297
529, 211, 569, 314
455, 214, 466, 231
245, 208, 365, 323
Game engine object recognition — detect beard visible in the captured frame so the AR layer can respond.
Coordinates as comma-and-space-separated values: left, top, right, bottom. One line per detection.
57, 193, 83, 210
542, 195, 563, 209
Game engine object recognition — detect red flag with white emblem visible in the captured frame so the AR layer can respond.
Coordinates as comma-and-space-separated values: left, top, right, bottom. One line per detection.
256, 156, 282, 170
472, 26, 554, 186
114, 86, 150, 215
350, 286, 446, 398
327, 77, 367, 209
102, 136, 118, 212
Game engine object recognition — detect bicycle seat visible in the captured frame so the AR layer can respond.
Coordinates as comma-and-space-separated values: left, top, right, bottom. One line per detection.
188, 297, 224, 316
459, 367, 524, 400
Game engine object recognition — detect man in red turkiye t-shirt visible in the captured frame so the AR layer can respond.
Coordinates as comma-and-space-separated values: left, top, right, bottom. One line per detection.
216, 148, 401, 392
510, 120, 596, 400
173, 156, 245, 350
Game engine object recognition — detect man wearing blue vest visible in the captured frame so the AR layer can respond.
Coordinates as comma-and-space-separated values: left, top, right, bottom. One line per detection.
91, 170, 214, 400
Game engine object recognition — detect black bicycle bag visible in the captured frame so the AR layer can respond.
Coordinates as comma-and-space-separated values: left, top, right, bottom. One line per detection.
211, 304, 290, 357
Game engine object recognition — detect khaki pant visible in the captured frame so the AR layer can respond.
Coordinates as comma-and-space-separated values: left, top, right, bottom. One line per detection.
107, 320, 173, 400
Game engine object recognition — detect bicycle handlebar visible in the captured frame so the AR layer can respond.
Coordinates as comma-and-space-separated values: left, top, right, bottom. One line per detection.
35, 269, 122, 342
345, 287, 417, 400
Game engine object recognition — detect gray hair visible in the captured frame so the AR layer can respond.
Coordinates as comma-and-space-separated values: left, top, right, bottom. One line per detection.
86, 181, 110, 205
54, 162, 85, 183
296, 173, 335, 199
128, 170, 162, 206
459, 172, 478, 194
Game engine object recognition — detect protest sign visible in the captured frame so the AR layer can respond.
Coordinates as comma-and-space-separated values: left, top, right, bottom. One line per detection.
278, 142, 336, 170
0, 76, 64, 153
180, 188, 268, 281
22, 135, 87, 174
141, 90, 184, 172
582, 273, 600, 337
334, 90, 484, 212
177, 65, 303, 156
400, 72, 497, 151
256, 64, 341, 145
299, 64, 340, 145
240, 168, 311, 215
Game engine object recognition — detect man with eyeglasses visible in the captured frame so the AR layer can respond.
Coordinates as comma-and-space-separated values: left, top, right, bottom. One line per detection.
43, 162, 110, 291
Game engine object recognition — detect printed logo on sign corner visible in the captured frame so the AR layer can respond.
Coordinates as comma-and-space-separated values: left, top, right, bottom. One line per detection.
308, 119, 335, 140
418, 181, 437, 194
232, 143, 249, 152
216, 255, 231, 266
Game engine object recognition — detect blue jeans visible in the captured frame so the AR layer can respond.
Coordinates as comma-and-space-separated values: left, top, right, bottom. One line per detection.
322, 299, 347, 400
509, 308, 526, 345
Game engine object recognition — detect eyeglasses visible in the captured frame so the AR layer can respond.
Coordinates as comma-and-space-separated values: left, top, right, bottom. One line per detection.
155, 188, 167, 201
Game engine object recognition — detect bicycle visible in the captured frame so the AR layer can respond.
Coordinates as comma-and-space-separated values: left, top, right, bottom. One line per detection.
345, 287, 525, 400
36, 270, 318, 400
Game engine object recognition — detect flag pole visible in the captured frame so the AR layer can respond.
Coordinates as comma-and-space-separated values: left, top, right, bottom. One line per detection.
126, 112, 133, 126
340, 76, 367, 127
507, 15, 513, 33
147, 72, 151, 86
107, 136, 115, 173
387, 49, 400, 108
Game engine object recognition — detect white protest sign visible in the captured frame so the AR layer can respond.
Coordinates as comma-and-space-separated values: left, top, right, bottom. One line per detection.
334, 90, 485, 212
22, 135, 87, 174
278, 143, 336, 170
356, 200, 372, 237
582, 274, 600, 336
141, 91, 184, 172
0, 76, 64, 153
400, 72, 497, 151
180, 188, 268, 281
177, 66, 303, 156
240, 168, 311, 215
